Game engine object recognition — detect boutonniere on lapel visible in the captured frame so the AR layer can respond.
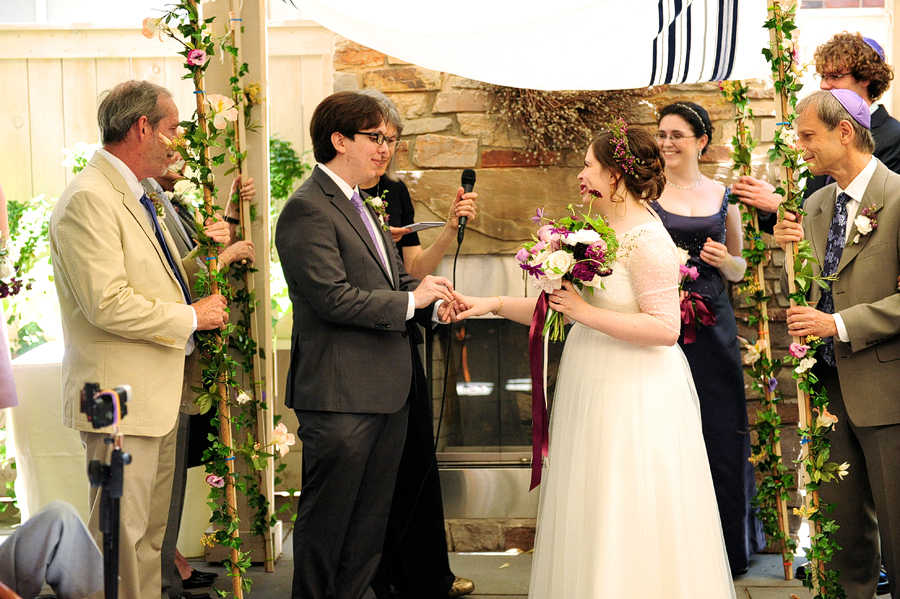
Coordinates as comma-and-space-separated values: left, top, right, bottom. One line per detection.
146, 191, 167, 219
849, 204, 878, 245
364, 191, 390, 231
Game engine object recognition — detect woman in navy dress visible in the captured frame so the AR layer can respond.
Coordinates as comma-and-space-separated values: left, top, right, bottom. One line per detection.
650, 102, 765, 574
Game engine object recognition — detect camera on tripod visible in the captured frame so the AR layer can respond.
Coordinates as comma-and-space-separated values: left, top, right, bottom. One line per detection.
81, 383, 130, 428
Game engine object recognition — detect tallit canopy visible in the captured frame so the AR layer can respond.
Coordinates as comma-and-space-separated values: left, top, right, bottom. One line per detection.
287, 0, 770, 91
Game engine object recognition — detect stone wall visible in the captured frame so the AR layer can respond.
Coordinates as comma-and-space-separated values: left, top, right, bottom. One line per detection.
333, 37, 803, 548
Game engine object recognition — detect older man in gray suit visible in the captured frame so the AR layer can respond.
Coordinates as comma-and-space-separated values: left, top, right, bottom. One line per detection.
275, 91, 456, 599
774, 89, 900, 599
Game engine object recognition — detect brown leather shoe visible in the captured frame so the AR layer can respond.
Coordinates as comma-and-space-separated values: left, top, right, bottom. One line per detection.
448, 577, 475, 597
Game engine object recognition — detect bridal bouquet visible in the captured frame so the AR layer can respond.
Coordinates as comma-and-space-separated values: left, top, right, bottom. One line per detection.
517, 201, 618, 341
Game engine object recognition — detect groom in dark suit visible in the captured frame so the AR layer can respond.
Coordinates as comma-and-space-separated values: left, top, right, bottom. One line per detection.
275, 91, 455, 599
774, 89, 900, 599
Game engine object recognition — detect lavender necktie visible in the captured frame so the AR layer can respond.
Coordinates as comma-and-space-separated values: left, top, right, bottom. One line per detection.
817, 192, 849, 367
349, 191, 388, 271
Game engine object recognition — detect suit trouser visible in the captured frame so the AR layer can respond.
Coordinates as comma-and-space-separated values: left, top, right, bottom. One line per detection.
815, 363, 900, 599
161, 412, 190, 598
291, 402, 409, 599
83, 423, 178, 599
376, 346, 455, 598
0, 500, 103, 599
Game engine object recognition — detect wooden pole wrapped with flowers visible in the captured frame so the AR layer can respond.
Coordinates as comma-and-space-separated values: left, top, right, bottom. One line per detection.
719, 80, 795, 580
223, 0, 276, 572
185, 3, 244, 595
766, 1, 848, 596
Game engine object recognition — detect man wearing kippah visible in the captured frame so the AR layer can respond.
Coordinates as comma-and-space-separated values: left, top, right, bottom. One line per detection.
773, 89, 900, 599
733, 32, 900, 215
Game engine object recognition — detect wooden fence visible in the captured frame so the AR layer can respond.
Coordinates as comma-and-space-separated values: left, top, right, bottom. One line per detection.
0, 20, 333, 204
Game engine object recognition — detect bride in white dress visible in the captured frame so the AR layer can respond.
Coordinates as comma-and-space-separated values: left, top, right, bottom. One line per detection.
453, 127, 735, 598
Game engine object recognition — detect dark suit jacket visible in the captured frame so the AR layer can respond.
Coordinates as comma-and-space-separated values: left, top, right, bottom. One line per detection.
785, 160, 900, 426
275, 166, 427, 414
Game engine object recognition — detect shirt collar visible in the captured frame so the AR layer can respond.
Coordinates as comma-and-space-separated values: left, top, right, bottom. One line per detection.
96, 148, 146, 201
869, 102, 880, 116
837, 155, 878, 202
317, 163, 358, 201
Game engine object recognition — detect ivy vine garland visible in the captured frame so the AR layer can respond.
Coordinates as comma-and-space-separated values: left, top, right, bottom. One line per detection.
720, 79, 796, 578
764, 1, 847, 596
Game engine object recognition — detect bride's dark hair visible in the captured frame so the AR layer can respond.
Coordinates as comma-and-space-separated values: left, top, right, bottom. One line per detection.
590, 128, 667, 202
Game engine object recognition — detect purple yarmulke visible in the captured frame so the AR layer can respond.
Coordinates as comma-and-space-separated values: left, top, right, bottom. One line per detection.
830, 88, 871, 129
862, 37, 886, 61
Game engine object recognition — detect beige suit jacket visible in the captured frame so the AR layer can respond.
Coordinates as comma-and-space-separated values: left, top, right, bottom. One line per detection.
50, 153, 199, 436
796, 160, 900, 426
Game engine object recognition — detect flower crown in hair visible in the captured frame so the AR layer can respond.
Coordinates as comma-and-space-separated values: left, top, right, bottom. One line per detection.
608, 118, 641, 176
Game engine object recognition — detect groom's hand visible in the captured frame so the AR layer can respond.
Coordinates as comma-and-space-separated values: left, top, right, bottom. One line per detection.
412, 275, 454, 309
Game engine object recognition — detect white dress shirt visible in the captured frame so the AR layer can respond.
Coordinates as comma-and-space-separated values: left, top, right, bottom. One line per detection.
832, 155, 878, 343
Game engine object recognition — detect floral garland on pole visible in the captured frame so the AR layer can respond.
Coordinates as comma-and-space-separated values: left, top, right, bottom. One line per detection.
719, 79, 796, 580
764, 1, 847, 597
142, 3, 288, 596
218, 0, 277, 572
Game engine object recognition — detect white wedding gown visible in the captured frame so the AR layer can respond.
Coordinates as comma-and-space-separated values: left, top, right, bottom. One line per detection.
528, 222, 735, 599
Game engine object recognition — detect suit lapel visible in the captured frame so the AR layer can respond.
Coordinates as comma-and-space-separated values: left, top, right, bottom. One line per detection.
92, 155, 189, 293
314, 168, 394, 287
805, 188, 832, 272
835, 162, 887, 277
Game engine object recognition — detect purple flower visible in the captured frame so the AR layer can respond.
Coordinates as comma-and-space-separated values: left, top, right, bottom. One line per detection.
767, 377, 778, 393
571, 262, 597, 282
531, 206, 546, 225
187, 49, 208, 66
678, 264, 699, 281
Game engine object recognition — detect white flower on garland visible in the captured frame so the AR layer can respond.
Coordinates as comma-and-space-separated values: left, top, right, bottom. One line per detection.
795, 356, 817, 374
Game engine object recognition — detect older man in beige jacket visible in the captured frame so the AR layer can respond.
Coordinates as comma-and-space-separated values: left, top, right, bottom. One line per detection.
49, 80, 228, 599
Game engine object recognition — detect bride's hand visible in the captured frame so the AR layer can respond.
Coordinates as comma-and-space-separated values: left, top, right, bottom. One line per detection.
549, 280, 586, 321
453, 292, 498, 321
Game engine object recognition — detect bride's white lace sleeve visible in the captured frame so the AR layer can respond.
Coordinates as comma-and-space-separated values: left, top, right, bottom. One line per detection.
625, 227, 681, 334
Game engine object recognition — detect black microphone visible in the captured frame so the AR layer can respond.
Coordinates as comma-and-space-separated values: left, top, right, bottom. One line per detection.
458, 169, 476, 244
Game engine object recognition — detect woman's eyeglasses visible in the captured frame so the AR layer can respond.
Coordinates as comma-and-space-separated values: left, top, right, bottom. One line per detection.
654, 132, 696, 142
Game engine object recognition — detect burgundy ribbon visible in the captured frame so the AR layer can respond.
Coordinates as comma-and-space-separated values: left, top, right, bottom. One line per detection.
680, 292, 716, 344
528, 293, 550, 490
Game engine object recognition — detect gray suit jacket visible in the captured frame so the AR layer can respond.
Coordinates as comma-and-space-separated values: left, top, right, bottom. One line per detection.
275, 166, 426, 414
794, 160, 900, 426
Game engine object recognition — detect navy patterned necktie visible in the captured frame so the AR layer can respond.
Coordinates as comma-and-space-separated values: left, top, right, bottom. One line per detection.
817, 192, 850, 367
139, 193, 192, 305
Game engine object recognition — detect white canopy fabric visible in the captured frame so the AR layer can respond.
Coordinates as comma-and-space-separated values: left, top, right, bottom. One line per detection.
287, 0, 770, 91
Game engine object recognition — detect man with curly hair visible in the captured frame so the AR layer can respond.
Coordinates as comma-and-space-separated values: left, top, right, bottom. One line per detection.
732, 32, 900, 212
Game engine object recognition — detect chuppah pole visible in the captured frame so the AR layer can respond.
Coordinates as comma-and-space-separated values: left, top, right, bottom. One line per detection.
189, 1, 244, 594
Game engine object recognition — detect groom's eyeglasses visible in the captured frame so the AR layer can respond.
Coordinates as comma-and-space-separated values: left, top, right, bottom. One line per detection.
354, 131, 401, 148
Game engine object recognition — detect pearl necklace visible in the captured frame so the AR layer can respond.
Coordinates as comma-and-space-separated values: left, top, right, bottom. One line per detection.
667, 178, 702, 190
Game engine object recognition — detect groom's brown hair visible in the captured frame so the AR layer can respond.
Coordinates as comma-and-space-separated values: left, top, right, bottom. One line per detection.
310, 92, 386, 164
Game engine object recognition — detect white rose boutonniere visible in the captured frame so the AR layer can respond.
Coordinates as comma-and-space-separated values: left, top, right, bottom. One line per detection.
363, 191, 390, 231
849, 204, 878, 245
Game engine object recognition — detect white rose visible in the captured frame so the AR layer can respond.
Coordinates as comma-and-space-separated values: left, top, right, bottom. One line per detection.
795, 357, 817, 374
854, 215, 872, 235
542, 250, 575, 280
675, 247, 691, 266
562, 228, 601, 246
369, 197, 383, 209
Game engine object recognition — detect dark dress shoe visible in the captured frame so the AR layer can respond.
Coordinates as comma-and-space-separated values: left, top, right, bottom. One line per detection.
183, 571, 214, 589
191, 569, 219, 580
